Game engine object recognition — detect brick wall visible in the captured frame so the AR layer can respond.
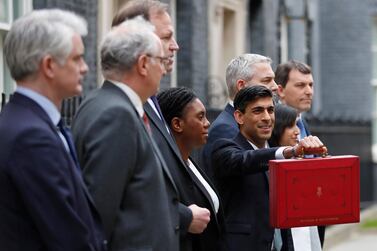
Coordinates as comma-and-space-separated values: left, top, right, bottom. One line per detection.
319, 0, 373, 121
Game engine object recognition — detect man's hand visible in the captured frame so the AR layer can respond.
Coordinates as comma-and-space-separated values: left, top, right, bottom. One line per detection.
188, 204, 210, 234
283, 135, 327, 158
296, 135, 327, 156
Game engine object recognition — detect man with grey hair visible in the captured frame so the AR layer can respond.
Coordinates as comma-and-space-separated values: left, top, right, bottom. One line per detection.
0, 9, 107, 251
72, 17, 179, 251
202, 53, 278, 180
112, 2, 214, 251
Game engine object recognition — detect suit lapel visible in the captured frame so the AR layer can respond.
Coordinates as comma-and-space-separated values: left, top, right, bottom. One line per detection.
11, 93, 98, 208
144, 102, 178, 151
144, 102, 187, 186
224, 103, 235, 117
187, 159, 216, 212
234, 133, 270, 183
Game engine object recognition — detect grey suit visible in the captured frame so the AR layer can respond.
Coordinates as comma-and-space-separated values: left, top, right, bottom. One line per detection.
72, 81, 180, 251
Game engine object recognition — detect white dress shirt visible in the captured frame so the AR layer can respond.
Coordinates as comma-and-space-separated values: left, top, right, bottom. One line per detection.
187, 159, 219, 213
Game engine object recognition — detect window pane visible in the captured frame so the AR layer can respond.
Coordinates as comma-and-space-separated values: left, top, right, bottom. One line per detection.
0, 0, 9, 23
13, 0, 23, 19
1, 31, 15, 95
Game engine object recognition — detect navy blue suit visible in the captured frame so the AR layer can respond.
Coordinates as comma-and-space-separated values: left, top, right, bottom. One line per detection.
0, 93, 106, 251
211, 132, 280, 251
201, 104, 238, 180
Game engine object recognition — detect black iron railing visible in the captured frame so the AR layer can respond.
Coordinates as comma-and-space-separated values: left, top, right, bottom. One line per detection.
1, 93, 83, 127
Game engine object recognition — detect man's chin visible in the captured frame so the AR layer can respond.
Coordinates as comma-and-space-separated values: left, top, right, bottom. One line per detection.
300, 106, 312, 113
165, 63, 174, 73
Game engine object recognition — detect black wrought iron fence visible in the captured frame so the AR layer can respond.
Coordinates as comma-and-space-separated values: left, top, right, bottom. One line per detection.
1, 93, 83, 127
61, 96, 83, 127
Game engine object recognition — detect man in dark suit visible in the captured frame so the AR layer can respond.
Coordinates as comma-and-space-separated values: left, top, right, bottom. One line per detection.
72, 18, 180, 251
0, 9, 106, 251
276, 60, 325, 250
112, 1, 213, 250
201, 53, 278, 181
211, 85, 324, 251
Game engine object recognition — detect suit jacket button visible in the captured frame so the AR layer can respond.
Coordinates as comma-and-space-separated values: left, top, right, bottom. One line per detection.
175, 225, 180, 232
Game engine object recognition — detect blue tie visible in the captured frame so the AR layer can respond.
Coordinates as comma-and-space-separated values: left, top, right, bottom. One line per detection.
273, 229, 283, 251
57, 120, 80, 168
297, 118, 307, 139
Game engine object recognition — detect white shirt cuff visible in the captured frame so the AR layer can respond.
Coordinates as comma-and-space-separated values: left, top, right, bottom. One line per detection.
275, 147, 288, 159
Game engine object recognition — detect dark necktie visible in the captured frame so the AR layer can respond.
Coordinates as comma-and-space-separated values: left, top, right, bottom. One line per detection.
150, 95, 164, 120
57, 120, 80, 168
150, 95, 172, 135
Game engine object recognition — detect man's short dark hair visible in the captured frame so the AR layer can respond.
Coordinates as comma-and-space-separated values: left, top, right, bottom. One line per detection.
234, 85, 273, 113
112, 0, 168, 27
275, 60, 311, 88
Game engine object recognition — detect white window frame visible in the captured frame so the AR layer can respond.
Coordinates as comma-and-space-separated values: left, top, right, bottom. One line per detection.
279, 15, 288, 64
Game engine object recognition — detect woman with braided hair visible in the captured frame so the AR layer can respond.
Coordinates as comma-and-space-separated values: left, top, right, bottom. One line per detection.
158, 87, 228, 251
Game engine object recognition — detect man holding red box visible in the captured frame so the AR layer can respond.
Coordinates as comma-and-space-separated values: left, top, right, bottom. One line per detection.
211, 85, 324, 251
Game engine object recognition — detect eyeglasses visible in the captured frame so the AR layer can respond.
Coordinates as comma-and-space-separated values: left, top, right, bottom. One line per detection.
146, 54, 170, 66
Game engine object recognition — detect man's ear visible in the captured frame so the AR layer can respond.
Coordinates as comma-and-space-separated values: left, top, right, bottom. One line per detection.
234, 110, 244, 126
137, 55, 149, 77
277, 84, 285, 99
236, 79, 246, 92
171, 117, 183, 133
41, 55, 55, 79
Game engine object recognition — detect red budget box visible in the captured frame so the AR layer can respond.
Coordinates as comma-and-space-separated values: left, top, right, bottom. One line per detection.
269, 155, 360, 228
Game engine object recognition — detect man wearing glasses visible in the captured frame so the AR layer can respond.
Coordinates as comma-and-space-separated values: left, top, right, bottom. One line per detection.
72, 17, 179, 251
112, 1, 214, 251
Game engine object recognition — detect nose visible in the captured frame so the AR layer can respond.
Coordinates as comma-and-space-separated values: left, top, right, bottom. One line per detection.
161, 64, 167, 75
170, 37, 179, 52
261, 110, 271, 121
269, 80, 278, 94
204, 117, 210, 128
81, 59, 89, 75
304, 84, 313, 95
